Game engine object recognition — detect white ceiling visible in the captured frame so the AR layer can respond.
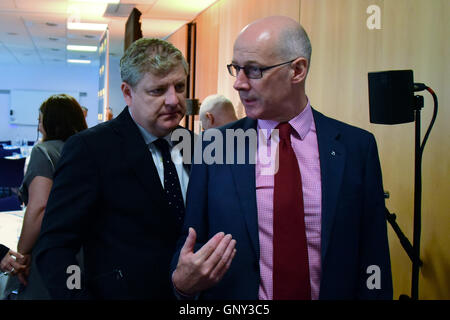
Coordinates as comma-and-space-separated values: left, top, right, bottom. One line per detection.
0, 0, 217, 66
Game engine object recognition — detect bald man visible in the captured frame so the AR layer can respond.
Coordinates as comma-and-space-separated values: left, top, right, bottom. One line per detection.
199, 94, 238, 130
172, 16, 392, 300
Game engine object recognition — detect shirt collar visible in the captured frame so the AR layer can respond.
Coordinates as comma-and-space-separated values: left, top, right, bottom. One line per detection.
128, 108, 172, 146
257, 99, 313, 141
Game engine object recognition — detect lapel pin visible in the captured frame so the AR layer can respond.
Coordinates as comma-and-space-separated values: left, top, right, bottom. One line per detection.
331, 150, 336, 156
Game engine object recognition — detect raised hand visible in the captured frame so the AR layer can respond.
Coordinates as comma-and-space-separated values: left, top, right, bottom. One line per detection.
172, 228, 237, 296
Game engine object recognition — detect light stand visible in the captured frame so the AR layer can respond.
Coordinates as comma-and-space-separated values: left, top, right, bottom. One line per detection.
368, 71, 438, 300
411, 95, 423, 300
411, 85, 438, 299
185, 99, 199, 131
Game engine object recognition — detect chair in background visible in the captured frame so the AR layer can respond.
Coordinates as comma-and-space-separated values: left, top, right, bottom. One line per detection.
0, 157, 26, 188
27, 141, 35, 146
0, 154, 26, 199
0, 140, 12, 145
0, 195, 22, 211
0, 148, 21, 158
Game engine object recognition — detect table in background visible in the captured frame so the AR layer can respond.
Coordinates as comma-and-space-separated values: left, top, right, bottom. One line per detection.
0, 209, 25, 252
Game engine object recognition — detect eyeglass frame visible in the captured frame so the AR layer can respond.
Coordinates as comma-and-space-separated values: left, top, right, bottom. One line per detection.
226, 58, 298, 79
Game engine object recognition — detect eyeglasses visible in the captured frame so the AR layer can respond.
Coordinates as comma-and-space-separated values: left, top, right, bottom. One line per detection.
227, 59, 296, 79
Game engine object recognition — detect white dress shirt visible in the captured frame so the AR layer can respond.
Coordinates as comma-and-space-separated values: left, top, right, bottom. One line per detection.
129, 109, 189, 203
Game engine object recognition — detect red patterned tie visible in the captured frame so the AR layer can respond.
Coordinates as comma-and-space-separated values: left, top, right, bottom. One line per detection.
273, 122, 311, 300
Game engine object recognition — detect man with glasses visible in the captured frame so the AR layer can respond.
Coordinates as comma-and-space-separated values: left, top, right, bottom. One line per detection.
172, 16, 392, 300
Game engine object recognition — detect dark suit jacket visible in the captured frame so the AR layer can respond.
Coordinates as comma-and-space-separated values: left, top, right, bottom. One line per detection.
172, 108, 393, 300
0, 244, 9, 261
35, 107, 193, 299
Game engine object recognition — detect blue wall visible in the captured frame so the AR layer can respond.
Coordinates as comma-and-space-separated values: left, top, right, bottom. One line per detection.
0, 63, 99, 142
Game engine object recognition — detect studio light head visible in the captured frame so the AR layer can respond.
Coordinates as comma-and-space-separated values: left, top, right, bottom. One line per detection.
368, 70, 415, 125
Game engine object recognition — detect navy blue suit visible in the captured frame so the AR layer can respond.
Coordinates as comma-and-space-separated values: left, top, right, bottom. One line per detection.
173, 108, 392, 300
35, 107, 193, 299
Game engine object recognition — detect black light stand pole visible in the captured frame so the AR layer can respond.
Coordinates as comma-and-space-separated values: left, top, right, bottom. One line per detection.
368, 71, 439, 300
412, 95, 424, 300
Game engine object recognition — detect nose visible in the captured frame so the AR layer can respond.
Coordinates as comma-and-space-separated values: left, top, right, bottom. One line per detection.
233, 69, 251, 91
165, 85, 179, 107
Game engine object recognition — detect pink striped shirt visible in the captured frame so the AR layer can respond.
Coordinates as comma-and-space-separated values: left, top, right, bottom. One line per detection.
256, 102, 322, 300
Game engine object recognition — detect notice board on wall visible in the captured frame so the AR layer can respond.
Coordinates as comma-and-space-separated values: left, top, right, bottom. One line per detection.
97, 28, 109, 123
9, 90, 79, 125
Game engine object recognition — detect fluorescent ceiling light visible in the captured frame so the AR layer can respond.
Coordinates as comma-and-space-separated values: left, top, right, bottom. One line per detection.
67, 22, 108, 31
69, 0, 120, 3
67, 59, 91, 64
67, 45, 98, 52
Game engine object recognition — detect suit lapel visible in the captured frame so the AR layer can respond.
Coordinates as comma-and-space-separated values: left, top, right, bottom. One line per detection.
228, 118, 260, 259
231, 159, 259, 259
110, 107, 166, 202
312, 109, 346, 263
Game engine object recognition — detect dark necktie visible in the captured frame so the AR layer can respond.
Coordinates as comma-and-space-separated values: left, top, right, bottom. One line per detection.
272, 122, 311, 300
153, 138, 185, 226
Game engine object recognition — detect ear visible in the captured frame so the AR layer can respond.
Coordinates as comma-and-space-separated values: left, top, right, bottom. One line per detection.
121, 82, 133, 106
206, 112, 214, 126
291, 57, 308, 84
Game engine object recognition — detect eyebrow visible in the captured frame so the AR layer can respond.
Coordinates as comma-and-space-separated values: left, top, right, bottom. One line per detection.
231, 59, 261, 65
146, 79, 186, 90
149, 79, 187, 88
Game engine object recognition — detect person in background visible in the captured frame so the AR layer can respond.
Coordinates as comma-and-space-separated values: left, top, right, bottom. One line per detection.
199, 94, 238, 130
34, 38, 194, 299
171, 16, 392, 300
14, 94, 87, 298
81, 106, 88, 119
105, 107, 114, 121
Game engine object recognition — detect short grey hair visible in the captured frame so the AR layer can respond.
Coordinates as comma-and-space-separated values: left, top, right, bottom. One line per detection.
199, 94, 235, 119
120, 38, 189, 88
277, 24, 312, 69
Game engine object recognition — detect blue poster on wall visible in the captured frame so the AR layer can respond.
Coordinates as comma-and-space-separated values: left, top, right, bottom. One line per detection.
98, 28, 109, 123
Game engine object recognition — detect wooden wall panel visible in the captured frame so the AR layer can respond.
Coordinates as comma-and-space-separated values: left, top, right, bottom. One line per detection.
193, 0, 300, 116
300, 0, 449, 299
194, 2, 220, 102
166, 24, 190, 129
166, 24, 188, 61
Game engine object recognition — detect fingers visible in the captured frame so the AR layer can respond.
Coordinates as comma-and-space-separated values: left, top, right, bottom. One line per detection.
209, 238, 236, 280
180, 227, 197, 256
204, 234, 232, 267
194, 232, 226, 262
10, 259, 26, 273
8, 250, 24, 261
173, 230, 237, 295
181, 228, 227, 263
193, 233, 236, 282
2, 251, 27, 274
